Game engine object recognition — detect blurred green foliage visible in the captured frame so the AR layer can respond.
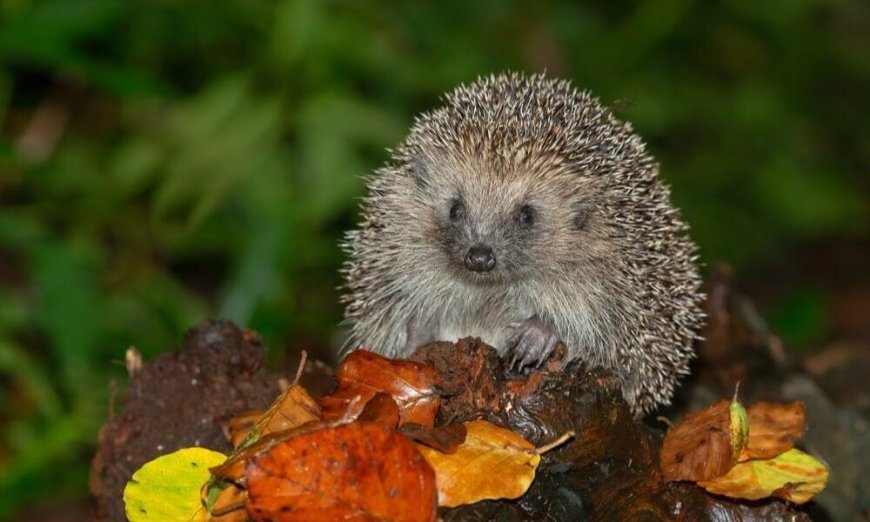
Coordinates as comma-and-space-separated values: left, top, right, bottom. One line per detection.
0, 0, 867, 516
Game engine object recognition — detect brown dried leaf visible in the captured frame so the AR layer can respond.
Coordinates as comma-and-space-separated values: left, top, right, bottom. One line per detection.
250, 385, 321, 444
356, 392, 400, 428
227, 411, 262, 448
207, 484, 248, 521
399, 423, 467, 454
660, 400, 736, 482
319, 350, 442, 428
416, 420, 540, 508
739, 401, 805, 461
228, 385, 322, 449
245, 422, 436, 522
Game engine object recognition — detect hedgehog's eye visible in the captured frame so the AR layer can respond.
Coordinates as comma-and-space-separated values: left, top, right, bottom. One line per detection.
517, 205, 535, 227
449, 199, 465, 221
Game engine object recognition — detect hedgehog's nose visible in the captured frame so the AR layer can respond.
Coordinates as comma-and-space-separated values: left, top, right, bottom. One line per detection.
464, 245, 496, 272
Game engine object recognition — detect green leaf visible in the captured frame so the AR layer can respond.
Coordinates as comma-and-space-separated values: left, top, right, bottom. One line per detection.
31, 240, 100, 395
124, 447, 226, 522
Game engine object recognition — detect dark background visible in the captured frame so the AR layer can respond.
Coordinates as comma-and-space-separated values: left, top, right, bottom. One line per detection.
0, 0, 867, 517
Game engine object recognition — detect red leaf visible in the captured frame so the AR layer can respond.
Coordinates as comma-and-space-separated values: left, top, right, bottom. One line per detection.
246, 422, 436, 522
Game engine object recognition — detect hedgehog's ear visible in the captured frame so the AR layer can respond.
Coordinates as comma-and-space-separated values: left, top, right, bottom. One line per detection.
412, 158, 430, 189
571, 201, 594, 230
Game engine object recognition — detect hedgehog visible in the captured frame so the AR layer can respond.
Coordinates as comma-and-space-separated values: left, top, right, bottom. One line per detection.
341, 73, 705, 414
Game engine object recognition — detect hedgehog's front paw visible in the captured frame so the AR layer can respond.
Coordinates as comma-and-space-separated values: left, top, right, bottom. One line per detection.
505, 315, 562, 370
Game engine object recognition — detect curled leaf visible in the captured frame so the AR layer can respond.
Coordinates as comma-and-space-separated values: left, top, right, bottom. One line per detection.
729, 393, 750, 465
319, 350, 442, 427
660, 400, 738, 482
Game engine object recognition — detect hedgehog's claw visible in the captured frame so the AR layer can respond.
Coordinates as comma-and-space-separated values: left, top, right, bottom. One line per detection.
505, 315, 561, 371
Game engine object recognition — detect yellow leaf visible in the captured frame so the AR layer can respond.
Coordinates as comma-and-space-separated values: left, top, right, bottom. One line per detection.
124, 447, 227, 522
699, 448, 829, 504
416, 420, 540, 507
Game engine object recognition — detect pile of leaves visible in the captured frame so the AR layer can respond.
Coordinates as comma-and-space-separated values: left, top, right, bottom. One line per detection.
660, 395, 827, 504
125, 348, 571, 521
115, 329, 827, 521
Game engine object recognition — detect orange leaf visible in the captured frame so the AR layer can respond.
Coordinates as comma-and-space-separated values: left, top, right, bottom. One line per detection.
739, 401, 805, 461
660, 400, 737, 482
319, 350, 442, 428
245, 422, 436, 522
416, 420, 540, 507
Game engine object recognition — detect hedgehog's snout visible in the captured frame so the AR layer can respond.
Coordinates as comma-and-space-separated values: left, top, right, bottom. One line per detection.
464, 244, 496, 272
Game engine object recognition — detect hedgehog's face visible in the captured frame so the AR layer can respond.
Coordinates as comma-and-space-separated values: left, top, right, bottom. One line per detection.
416, 153, 607, 288
434, 190, 537, 286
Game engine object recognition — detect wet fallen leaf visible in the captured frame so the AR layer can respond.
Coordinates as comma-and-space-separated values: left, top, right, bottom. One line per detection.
124, 447, 226, 522
246, 422, 436, 522
400, 422, 467, 454
660, 398, 749, 482
699, 448, 829, 504
356, 392, 400, 428
739, 401, 805, 461
319, 350, 442, 427
416, 419, 540, 508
